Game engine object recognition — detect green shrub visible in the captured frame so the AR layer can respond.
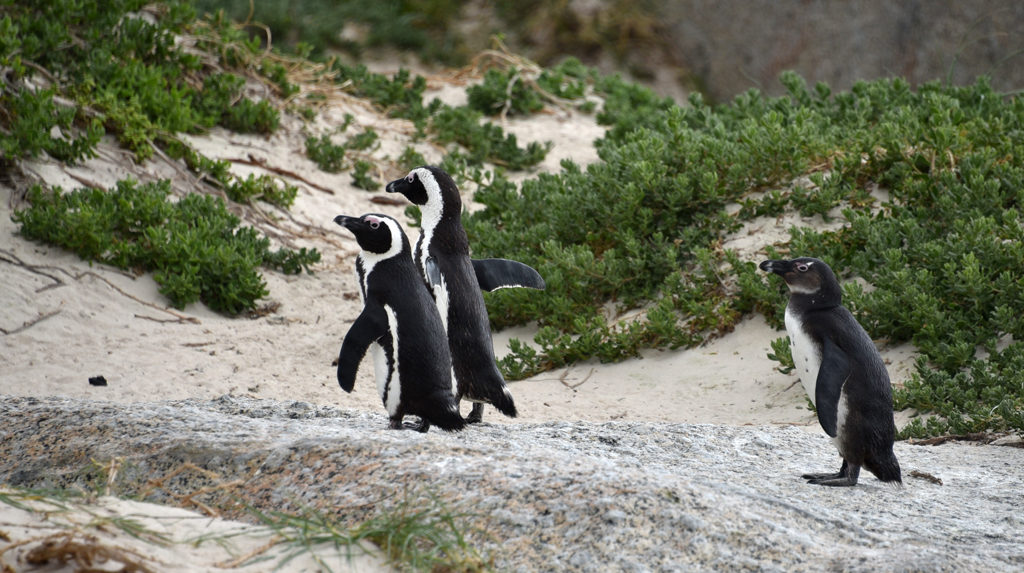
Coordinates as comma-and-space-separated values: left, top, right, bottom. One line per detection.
465, 70, 1024, 436
351, 159, 379, 190
397, 146, 427, 169
431, 105, 551, 169
305, 134, 346, 173
2, 0, 320, 316
346, 128, 379, 151
466, 58, 591, 117
0, 87, 103, 164
226, 173, 298, 208
467, 68, 545, 116
194, 0, 469, 65
13, 180, 319, 315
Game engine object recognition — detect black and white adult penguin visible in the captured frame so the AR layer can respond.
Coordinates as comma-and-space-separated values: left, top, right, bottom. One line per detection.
334, 212, 465, 433
385, 166, 546, 423
760, 257, 902, 487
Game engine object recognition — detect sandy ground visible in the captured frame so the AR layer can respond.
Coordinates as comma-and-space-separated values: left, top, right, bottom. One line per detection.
1, 72, 921, 570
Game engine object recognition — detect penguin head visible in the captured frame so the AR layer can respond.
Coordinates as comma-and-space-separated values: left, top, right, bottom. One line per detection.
385, 166, 460, 228
759, 257, 842, 305
334, 213, 408, 258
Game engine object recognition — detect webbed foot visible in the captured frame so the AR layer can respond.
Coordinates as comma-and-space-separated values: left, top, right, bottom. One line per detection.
466, 403, 484, 424
388, 418, 431, 433
806, 475, 859, 487
801, 471, 844, 480
803, 461, 859, 486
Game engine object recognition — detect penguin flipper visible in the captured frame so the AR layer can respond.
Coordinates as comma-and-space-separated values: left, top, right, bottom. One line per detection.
472, 258, 546, 291
815, 337, 850, 438
424, 255, 442, 288
337, 305, 388, 392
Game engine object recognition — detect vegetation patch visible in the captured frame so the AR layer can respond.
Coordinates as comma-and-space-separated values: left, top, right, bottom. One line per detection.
2, 0, 319, 314
245, 488, 491, 572
465, 72, 1024, 437
466, 56, 593, 117
13, 180, 317, 314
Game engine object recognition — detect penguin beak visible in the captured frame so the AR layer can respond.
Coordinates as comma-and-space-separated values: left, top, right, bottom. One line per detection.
384, 179, 401, 194
334, 215, 357, 229
759, 259, 789, 275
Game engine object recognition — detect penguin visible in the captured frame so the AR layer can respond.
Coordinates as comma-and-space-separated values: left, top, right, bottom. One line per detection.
385, 166, 545, 423
760, 257, 902, 487
334, 212, 465, 433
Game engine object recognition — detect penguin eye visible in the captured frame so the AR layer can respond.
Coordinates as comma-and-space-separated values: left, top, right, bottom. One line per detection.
796, 263, 810, 272
406, 173, 415, 183
369, 221, 380, 229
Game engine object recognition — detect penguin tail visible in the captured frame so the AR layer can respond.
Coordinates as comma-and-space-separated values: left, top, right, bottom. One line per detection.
458, 367, 518, 418
487, 386, 518, 418
868, 450, 903, 485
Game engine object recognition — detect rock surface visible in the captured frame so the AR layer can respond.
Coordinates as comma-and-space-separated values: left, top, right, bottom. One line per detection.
2, 395, 1022, 571
657, 0, 1024, 102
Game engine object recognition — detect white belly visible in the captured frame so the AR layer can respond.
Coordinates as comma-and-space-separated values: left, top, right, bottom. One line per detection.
833, 388, 850, 452
373, 305, 402, 416
785, 307, 821, 405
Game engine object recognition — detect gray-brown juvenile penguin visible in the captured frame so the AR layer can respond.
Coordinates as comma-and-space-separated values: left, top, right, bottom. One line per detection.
760, 257, 902, 487
385, 166, 545, 423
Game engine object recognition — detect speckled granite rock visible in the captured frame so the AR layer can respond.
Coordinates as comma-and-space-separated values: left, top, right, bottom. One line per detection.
1, 395, 1022, 572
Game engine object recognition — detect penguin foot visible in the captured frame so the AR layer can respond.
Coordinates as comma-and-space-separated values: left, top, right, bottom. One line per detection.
388, 418, 431, 433
803, 461, 860, 486
806, 475, 859, 487
801, 471, 843, 480
466, 403, 485, 424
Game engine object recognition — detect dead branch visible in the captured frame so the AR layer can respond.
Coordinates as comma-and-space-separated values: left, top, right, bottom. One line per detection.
75, 271, 200, 325
0, 249, 65, 291
225, 154, 336, 195
0, 308, 62, 336
561, 368, 595, 390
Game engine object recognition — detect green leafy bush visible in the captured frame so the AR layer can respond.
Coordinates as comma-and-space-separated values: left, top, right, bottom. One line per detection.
351, 159, 380, 190
3, 0, 319, 316
305, 134, 346, 173
194, 0, 469, 65
466, 70, 1024, 436
897, 350, 1024, 438
331, 65, 433, 125
321, 62, 550, 169
13, 180, 319, 314
466, 58, 591, 117
0, 87, 104, 164
0, 1, 284, 162
770, 77, 1024, 437
431, 105, 551, 169
467, 68, 545, 116
226, 173, 298, 208
305, 126, 378, 174
397, 146, 427, 169
767, 337, 794, 374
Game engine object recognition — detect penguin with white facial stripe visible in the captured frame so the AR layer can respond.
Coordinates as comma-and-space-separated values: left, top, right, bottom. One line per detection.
760, 257, 901, 487
334, 213, 465, 433
385, 166, 546, 423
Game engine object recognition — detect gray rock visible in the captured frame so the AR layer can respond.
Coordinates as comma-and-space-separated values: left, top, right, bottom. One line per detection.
1, 395, 1022, 571
657, 0, 1024, 102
